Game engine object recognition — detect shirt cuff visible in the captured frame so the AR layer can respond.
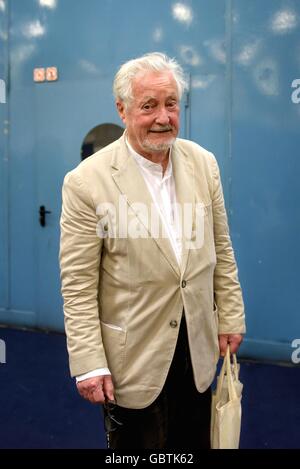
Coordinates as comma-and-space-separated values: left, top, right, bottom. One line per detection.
76, 368, 111, 382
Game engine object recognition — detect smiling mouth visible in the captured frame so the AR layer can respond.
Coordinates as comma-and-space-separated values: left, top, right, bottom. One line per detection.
149, 128, 172, 133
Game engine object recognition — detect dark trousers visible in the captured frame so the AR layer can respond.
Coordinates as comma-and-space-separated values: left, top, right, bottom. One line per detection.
103, 316, 211, 449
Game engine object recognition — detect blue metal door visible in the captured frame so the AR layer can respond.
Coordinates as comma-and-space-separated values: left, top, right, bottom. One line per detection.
1, 0, 127, 330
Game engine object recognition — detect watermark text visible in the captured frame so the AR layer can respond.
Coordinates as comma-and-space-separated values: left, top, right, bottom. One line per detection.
96, 197, 206, 250
291, 338, 300, 364
0, 78, 6, 103
291, 79, 300, 104
0, 339, 6, 364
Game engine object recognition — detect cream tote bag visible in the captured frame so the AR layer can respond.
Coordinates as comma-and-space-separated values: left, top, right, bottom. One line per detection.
211, 345, 243, 449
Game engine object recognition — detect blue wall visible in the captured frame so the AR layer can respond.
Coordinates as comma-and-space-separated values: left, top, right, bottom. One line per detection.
0, 0, 299, 361
230, 0, 300, 360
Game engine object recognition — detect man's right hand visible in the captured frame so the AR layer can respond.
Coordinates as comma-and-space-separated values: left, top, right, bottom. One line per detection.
76, 375, 115, 404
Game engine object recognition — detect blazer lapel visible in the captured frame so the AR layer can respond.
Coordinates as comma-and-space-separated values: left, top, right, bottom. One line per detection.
111, 136, 181, 278
171, 142, 195, 277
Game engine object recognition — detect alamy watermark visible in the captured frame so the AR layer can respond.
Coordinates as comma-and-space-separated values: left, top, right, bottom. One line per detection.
0, 78, 6, 104
291, 339, 300, 364
291, 79, 300, 104
95, 196, 205, 249
0, 339, 6, 364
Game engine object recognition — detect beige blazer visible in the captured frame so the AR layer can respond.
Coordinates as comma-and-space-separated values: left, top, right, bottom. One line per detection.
59, 134, 245, 409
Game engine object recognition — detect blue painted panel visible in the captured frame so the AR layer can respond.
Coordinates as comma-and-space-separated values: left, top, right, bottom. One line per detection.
231, 0, 300, 352
8, 0, 37, 321
0, 0, 8, 313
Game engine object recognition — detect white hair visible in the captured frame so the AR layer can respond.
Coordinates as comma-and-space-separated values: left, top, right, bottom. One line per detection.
113, 52, 187, 107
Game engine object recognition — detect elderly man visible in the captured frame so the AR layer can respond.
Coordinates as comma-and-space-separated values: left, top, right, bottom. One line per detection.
59, 52, 245, 449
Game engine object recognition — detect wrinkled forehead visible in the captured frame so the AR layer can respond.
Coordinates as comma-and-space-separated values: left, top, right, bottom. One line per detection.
131, 70, 179, 100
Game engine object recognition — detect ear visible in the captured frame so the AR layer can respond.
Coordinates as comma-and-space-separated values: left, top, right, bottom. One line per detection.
116, 100, 126, 124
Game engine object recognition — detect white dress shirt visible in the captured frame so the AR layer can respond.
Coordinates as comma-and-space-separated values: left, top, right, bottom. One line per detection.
76, 140, 181, 382
128, 140, 182, 265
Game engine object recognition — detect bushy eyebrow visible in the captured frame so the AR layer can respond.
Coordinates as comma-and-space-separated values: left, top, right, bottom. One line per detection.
139, 94, 178, 105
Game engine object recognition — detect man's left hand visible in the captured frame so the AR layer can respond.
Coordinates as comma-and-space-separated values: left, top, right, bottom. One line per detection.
218, 334, 243, 357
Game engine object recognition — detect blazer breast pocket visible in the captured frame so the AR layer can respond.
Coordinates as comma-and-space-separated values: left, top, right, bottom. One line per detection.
185, 201, 212, 249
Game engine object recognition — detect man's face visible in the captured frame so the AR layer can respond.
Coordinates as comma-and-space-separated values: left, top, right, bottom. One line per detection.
117, 71, 180, 157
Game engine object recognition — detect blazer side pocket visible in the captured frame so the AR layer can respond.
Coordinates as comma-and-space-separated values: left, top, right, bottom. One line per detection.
100, 321, 126, 382
213, 303, 220, 361
213, 302, 219, 332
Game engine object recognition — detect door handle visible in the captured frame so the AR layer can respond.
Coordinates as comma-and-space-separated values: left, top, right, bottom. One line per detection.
39, 205, 52, 227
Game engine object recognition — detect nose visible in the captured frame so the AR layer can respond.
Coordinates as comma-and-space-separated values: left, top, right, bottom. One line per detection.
155, 106, 170, 125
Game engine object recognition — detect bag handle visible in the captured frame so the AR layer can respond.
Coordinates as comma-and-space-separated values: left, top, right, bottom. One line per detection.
232, 352, 239, 380
215, 345, 238, 401
225, 345, 238, 400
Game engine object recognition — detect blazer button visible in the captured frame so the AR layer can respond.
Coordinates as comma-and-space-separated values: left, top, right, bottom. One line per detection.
181, 280, 187, 288
170, 320, 178, 328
